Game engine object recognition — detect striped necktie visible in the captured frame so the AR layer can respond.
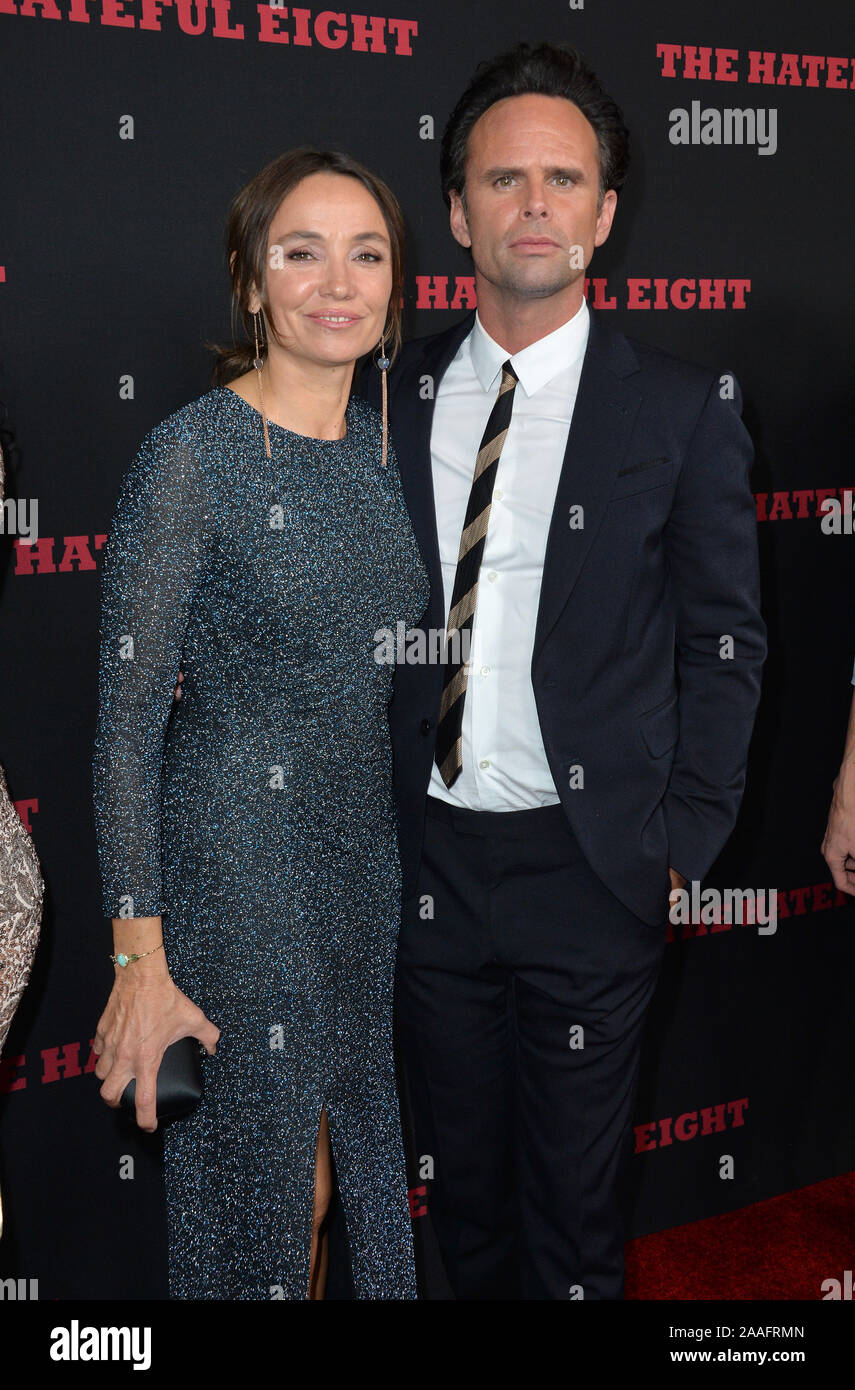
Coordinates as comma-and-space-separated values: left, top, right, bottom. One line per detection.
434, 359, 518, 788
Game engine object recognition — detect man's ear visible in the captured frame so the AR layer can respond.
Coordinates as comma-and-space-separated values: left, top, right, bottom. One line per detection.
593, 189, 618, 249
449, 190, 472, 250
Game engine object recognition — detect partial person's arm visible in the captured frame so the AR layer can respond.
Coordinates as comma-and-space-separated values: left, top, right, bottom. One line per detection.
662, 370, 767, 883
92, 423, 219, 1131
821, 686, 855, 895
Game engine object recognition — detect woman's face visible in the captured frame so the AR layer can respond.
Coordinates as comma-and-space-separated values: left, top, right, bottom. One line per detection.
255, 171, 394, 370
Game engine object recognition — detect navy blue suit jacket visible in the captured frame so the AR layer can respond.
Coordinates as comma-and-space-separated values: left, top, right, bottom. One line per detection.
359, 307, 766, 925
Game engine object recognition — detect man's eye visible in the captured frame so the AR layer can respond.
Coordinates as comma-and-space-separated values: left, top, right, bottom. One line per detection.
496, 175, 514, 187
554, 176, 571, 186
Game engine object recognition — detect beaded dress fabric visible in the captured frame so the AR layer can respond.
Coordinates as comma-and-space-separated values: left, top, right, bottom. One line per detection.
92, 386, 428, 1298
0, 438, 44, 1061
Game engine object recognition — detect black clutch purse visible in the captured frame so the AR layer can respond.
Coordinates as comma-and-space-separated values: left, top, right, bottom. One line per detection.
120, 1036, 205, 1122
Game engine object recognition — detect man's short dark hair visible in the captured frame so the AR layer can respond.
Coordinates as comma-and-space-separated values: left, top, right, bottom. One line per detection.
440, 42, 630, 211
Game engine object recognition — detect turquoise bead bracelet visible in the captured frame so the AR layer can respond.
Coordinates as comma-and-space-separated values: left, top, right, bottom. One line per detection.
110, 942, 164, 968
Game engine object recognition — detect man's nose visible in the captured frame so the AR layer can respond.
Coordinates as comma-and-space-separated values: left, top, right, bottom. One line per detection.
521, 189, 550, 219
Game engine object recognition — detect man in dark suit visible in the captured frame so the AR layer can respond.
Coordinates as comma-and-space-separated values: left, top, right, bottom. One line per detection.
361, 42, 766, 1300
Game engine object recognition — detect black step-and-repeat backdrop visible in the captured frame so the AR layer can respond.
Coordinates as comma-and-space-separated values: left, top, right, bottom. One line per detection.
1, 0, 854, 1300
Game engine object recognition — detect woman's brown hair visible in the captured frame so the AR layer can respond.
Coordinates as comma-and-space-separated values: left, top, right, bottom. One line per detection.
208, 147, 405, 388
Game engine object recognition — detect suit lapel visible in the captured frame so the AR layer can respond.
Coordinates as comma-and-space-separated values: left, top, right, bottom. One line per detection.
531, 309, 642, 668
392, 307, 643, 652
393, 312, 475, 626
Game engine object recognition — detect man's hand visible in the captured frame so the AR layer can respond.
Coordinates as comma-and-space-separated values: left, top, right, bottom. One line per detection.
173, 671, 184, 702
668, 866, 687, 906
822, 771, 855, 895
821, 689, 855, 896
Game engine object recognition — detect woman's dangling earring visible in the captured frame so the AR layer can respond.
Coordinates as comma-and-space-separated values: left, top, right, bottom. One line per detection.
376, 332, 390, 469
253, 309, 271, 460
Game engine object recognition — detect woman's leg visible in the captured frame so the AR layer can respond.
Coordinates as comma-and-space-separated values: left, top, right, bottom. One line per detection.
307, 1107, 332, 1300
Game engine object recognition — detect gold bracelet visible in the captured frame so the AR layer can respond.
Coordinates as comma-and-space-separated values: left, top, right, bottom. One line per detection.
110, 942, 164, 968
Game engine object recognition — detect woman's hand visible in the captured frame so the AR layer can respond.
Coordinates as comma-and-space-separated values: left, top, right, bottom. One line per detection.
93, 917, 219, 1133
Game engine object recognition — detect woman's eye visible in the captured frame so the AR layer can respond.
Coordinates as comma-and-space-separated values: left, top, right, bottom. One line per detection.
288, 250, 313, 260
355, 252, 381, 262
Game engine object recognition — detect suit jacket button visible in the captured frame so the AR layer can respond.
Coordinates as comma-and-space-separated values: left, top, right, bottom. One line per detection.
420, 719, 432, 735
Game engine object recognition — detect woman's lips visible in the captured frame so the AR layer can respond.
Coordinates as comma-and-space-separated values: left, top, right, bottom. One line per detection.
307, 313, 363, 328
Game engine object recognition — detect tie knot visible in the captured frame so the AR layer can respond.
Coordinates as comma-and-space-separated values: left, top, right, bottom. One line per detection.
500, 359, 518, 390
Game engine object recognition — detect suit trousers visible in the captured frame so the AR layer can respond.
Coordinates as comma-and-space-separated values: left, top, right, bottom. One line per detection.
395, 795, 669, 1300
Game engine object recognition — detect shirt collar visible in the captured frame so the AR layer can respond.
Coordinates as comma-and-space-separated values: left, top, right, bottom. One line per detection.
469, 297, 590, 398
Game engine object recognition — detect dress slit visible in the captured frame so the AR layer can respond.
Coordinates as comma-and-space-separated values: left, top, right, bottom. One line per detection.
304, 1101, 329, 1298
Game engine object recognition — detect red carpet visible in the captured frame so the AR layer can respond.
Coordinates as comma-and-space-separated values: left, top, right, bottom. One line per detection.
625, 1172, 855, 1299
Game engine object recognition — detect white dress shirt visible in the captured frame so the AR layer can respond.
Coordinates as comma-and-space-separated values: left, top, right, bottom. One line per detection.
427, 297, 591, 810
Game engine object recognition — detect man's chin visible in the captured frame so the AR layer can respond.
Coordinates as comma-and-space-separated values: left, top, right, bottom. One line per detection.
498, 270, 576, 300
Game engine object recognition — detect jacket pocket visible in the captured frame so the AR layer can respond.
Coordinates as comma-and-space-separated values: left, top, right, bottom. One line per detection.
608, 457, 674, 501
638, 692, 679, 758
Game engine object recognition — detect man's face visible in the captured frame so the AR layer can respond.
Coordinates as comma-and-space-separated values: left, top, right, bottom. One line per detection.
449, 93, 617, 301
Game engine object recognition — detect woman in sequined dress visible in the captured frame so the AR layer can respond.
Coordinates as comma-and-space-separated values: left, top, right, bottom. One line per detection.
91, 150, 429, 1300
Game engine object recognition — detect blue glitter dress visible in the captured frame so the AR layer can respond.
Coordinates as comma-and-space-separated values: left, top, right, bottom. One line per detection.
92, 384, 428, 1299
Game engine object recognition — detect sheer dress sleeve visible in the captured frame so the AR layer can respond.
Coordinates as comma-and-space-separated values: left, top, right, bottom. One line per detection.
92, 421, 214, 920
